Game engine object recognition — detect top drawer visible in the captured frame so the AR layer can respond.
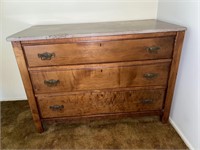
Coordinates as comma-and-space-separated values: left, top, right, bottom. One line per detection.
23, 36, 174, 67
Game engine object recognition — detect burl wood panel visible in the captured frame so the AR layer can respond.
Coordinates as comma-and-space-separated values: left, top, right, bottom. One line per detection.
23, 37, 174, 67
37, 89, 165, 118
30, 62, 171, 94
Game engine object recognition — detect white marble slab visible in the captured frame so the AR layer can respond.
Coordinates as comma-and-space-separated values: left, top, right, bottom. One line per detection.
7, 19, 186, 41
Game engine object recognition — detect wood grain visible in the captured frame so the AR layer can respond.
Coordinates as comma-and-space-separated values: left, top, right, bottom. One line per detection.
30, 62, 171, 94
28, 59, 171, 71
9, 23, 186, 133
162, 31, 185, 123
42, 110, 162, 123
24, 37, 174, 67
37, 89, 165, 118
21, 32, 177, 45
35, 86, 166, 97
11, 42, 43, 132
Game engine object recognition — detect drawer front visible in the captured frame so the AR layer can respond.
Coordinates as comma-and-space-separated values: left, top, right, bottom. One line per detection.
24, 37, 174, 67
37, 89, 165, 118
30, 62, 170, 94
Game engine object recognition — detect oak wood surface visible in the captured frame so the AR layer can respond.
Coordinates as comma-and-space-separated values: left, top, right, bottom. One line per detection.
35, 85, 166, 97
162, 31, 185, 123
28, 59, 171, 71
37, 89, 165, 118
42, 110, 162, 123
24, 37, 174, 67
9, 23, 185, 133
30, 62, 170, 94
21, 32, 177, 45
11, 42, 43, 132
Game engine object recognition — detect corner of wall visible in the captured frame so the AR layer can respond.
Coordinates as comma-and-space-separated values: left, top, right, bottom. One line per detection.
169, 117, 194, 150
155, 0, 159, 19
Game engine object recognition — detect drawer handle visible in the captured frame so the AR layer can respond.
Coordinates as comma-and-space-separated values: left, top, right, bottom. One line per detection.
143, 73, 158, 79
146, 46, 160, 53
140, 99, 153, 104
38, 52, 55, 60
44, 79, 60, 87
49, 105, 64, 111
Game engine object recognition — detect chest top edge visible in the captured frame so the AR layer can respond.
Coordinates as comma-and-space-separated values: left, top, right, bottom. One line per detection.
7, 20, 186, 42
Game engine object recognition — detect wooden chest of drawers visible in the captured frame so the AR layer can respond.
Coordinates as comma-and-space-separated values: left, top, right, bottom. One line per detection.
7, 20, 186, 132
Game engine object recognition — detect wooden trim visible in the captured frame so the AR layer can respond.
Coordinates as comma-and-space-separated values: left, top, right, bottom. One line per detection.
11, 41, 44, 132
35, 86, 166, 98
42, 110, 162, 122
162, 31, 185, 123
28, 59, 172, 71
21, 32, 177, 45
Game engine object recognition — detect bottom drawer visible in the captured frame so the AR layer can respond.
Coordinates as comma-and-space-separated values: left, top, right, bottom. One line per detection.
37, 89, 165, 118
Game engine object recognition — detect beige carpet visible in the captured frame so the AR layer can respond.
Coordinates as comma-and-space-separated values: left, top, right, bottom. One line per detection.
1, 100, 188, 149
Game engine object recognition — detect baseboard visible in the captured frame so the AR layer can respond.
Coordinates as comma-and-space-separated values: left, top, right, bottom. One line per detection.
169, 117, 194, 150
0, 98, 27, 102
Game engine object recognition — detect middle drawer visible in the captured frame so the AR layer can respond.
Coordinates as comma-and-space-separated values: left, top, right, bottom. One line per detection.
30, 62, 171, 94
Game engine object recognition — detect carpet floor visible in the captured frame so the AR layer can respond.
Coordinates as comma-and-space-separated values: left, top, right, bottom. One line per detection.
1, 100, 188, 149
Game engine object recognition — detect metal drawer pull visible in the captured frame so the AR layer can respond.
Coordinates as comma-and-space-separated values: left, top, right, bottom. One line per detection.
146, 46, 160, 53
44, 79, 60, 87
140, 99, 153, 104
49, 105, 64, 111
143, 73, 158, 79
38, 52, 55, 60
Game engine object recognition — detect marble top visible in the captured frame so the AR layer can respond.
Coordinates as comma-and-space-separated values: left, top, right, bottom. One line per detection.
7, 19, 186, 41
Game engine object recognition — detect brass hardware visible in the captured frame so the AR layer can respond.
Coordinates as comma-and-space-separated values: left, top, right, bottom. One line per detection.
140, 99, 153, 104
38, 52, 55, 60
49, 105, 64, 111
44, 79, 60, 87
146, 46, 160, 53
143, 73, 158, 79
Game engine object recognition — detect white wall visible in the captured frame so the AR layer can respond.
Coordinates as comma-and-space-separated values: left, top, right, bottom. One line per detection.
1, 0, 158, 101
157, 1, 200, 150
0, 0, 3, 100
1, 0, 200, 149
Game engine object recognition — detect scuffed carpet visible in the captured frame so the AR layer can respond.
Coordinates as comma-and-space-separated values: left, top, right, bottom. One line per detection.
1, 100, 187, 149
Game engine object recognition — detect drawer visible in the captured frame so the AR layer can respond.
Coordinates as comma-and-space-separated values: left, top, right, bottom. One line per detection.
37, 89, 165, 118
24, 37, 174, 67
30, 62, 170, 94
